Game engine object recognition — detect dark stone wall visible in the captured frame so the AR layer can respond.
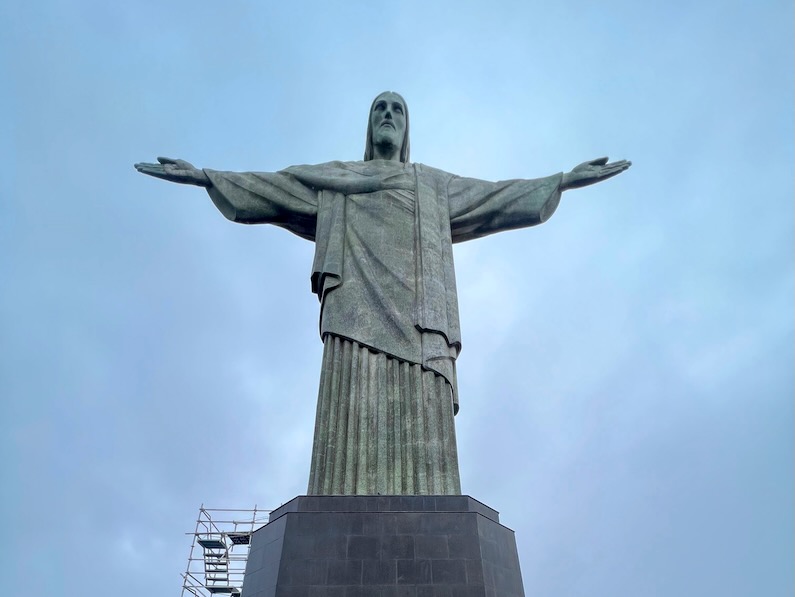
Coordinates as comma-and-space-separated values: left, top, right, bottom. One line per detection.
241, 496, 525, 597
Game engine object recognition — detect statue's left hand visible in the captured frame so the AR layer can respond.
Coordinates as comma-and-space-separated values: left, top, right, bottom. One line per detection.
561, 157, 631, 191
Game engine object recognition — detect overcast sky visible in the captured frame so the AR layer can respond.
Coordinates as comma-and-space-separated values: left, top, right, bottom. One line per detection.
1, 1, 792, 595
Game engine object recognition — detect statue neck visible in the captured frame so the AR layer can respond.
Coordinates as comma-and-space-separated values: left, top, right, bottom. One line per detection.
371, 141, 401, 162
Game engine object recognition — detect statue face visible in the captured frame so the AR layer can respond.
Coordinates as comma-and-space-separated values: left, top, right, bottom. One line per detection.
369, 93, 407, 154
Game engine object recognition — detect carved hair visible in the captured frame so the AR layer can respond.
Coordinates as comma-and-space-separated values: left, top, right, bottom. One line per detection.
364, 91, 410, 163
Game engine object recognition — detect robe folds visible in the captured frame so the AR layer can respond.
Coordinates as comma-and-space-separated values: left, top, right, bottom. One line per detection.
204, 160, 562, 494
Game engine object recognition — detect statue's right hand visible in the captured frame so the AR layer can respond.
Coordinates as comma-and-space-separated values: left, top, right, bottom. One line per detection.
134, 157, 211, 187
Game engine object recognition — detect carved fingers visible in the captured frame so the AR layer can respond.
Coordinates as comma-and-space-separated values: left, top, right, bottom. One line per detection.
596, 159, 632, 181
134, 157, 210, 187
134, 161, 171, 179
563, 157, 632, 190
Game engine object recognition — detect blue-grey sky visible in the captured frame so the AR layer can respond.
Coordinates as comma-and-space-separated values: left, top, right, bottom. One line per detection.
2, 1, 792, 595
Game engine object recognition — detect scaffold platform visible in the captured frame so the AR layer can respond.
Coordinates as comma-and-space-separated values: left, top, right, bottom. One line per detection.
181, 506, 268, 597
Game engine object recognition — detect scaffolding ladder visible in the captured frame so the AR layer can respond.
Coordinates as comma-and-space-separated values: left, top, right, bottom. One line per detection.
181, 506, 268, 597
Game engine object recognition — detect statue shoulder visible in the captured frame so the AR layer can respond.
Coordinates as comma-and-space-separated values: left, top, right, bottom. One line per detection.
413, 162, 455, 181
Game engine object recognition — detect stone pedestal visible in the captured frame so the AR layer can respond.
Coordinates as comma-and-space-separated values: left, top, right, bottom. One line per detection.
240, 495, 525, 597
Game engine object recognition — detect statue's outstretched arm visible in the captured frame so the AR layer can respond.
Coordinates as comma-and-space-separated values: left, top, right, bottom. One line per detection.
561, 157, 631, 191
134, 157, 211, 188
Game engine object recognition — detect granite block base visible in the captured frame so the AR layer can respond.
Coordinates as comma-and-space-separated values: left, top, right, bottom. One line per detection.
240, 495, 524, 597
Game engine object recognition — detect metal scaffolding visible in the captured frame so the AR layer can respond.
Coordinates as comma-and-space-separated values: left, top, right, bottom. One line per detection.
181, 506, 268, 597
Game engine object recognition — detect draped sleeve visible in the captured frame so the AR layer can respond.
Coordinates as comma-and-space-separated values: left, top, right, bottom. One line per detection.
203, 169, 319, 241
447, 172, 564, 243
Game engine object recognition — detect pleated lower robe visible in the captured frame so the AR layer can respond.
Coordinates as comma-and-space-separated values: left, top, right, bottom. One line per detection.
308, 336, 461, 495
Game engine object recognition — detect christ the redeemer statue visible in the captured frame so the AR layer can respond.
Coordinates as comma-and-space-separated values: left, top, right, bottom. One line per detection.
135, 91, 630, 496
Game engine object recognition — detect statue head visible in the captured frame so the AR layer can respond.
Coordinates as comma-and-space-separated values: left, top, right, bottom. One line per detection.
364, 91, 410, 163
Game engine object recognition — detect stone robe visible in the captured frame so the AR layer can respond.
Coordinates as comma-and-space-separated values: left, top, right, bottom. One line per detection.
204, 160, 562, 494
